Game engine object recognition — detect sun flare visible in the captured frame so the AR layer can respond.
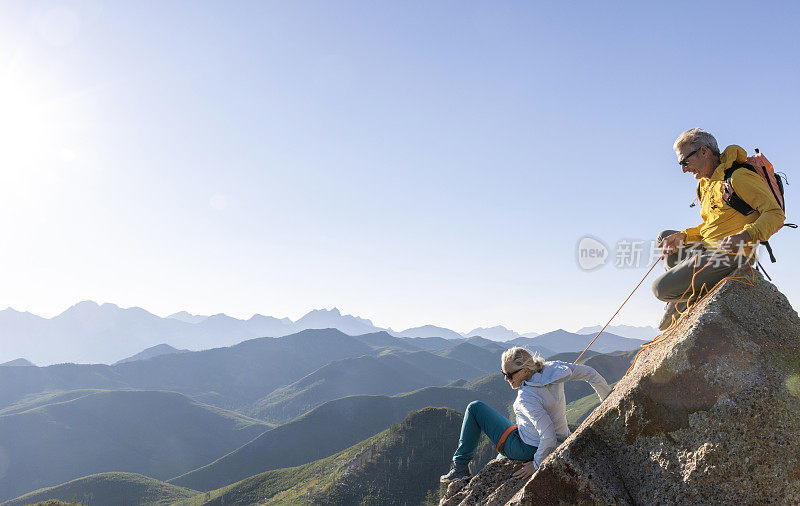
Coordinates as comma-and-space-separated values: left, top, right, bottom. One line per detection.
0, 67, 89, 211
0, 73, 62, 172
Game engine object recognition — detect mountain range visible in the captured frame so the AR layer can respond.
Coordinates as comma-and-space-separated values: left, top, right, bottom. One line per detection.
0, 326, 640, 412
506, 329, 646, 355
0, 301, 655, 365
0, 323, 639, 502
244, 349, 488, 424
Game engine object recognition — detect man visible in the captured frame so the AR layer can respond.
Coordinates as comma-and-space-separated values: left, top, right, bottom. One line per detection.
652, 128, 786, 330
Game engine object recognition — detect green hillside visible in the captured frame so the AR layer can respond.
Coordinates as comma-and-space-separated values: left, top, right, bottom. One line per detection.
3, 473, 197, 506
547, 350, 600, 362
394, 336, 455, 351
174, 407, 463, 506
350, 332, 423, 352
169, 373, 514, 492
551, 350, 636, 404
565, 381, 622, 430
0, 329, 374, 411
463, 336, 517, 354
21, 501, 77, 506
0, 389, 106, 416
0, 390, 270, 502
169, 353, 629, 498
247, 350, 486, 424
434, 342, 502, 373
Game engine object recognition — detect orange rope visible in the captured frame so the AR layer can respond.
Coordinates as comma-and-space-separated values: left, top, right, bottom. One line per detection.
623, 249, 756, 376
573, 255, 664, 364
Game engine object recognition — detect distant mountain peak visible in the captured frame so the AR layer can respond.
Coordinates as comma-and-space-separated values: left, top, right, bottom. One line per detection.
168, 311, 209, 324
206, 313, 238, 321
303, 307, 341, 317
114, 343, 190, 365
396, 324, 463, 340
294, 308, 378, 332
73, 300, 100, 310
52, 300, 101, 319
0, 357, 35, 367
466, 325, 521, 342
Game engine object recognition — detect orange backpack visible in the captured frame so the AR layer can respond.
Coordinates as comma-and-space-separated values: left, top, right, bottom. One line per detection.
719, 149, 796, 262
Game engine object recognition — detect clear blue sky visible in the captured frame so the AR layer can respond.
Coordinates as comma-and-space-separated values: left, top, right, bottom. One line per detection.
1, 1, 799, 333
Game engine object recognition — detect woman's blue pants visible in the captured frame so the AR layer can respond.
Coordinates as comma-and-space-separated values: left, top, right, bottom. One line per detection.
453, 400, 537, 464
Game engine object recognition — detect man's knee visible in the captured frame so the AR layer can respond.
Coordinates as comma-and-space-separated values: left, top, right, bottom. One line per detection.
652, 275, 681, 302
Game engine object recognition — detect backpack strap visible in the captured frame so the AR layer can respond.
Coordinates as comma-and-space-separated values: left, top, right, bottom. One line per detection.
763, 241, 777, 263
722, 163, 757, 215
756, 259, 773, 281
722, 163, 797, 263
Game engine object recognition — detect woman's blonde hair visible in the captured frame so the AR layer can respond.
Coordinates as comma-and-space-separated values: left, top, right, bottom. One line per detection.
501, 346, 544, 374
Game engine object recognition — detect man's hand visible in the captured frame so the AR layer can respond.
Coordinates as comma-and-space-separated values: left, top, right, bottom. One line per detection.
659, 232, 687, 255
719, 230, 752, 252
512, 461, 536, 480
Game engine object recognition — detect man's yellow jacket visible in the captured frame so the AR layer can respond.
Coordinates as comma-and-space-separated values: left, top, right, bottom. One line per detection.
681, 145, 786, 257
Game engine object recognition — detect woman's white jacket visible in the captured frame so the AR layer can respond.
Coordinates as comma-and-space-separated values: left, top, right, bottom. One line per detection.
513, 360, 611, 468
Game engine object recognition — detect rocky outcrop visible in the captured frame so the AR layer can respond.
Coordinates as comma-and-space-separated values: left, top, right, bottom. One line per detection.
441, 267, 800, 505
441, 459, 529, 505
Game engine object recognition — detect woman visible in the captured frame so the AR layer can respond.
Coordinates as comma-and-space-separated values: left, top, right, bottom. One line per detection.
440, 346, 611, 482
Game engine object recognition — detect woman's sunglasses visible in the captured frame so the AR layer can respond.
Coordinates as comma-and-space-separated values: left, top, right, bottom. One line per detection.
502, 367, 524, 380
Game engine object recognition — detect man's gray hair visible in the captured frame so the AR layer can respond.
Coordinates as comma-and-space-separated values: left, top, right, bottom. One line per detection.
673, 128, 720, 155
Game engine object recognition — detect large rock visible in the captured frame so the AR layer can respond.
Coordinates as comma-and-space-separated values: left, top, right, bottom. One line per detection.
441, 267, 800, 505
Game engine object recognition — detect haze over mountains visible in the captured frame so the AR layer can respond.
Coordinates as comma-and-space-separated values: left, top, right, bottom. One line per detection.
0, 301, 656, 365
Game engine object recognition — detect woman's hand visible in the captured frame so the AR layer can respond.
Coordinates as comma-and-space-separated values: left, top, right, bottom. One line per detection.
512, 461, 536, 480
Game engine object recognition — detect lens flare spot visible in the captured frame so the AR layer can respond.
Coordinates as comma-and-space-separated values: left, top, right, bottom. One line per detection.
786, 374, 800, 397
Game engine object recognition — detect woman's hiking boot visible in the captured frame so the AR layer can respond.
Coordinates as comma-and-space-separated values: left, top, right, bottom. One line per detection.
440, 462, 470, 482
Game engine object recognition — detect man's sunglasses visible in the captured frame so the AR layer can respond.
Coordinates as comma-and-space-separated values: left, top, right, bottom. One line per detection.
678, 148, 701, 167
502, 367, 524, 380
